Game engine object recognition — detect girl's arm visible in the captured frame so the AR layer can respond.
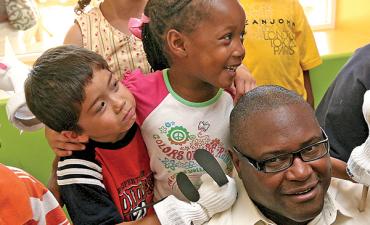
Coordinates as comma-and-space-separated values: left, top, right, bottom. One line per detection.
45, 126, 87, 156
64, 22, 83, 46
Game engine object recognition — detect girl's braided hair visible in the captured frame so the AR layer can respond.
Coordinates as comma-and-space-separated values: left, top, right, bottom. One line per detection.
142, 0, 212, 71
75, 0, 91, 15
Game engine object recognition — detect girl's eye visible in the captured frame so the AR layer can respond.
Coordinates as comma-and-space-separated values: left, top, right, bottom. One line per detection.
240, 32, 245, 43
224, 33, 232, 41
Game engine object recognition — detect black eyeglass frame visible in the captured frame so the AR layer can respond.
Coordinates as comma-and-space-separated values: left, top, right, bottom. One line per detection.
232, 127, 330, 173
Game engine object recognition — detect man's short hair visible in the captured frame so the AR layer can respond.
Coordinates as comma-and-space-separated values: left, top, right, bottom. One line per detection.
25, 45, 109, 133
230, 85, 311, 147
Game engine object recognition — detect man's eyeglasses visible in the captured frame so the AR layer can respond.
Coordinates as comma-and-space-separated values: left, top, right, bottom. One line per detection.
232, 127, 329, 173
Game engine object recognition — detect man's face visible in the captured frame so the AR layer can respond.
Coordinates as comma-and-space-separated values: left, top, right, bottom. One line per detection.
232, 104, 331, 222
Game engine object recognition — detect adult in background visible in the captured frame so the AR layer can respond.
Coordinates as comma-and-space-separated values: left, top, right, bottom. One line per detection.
316, 44, 370, 164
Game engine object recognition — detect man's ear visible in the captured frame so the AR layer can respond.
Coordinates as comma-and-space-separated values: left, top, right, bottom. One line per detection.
229, 149, 242, 173
61, 130, 89, 142
166, 29, 187, 58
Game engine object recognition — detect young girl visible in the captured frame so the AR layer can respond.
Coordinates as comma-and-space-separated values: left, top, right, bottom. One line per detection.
64, 0, 151, 78
51, 0, 247, 202
128, 0, 246, 200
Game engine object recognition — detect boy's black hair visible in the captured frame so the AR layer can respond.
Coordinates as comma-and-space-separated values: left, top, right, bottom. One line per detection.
25, 45, 109, 133
142, 0, 212, 71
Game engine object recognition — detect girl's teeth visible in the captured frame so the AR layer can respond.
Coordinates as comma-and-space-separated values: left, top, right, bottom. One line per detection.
226, 66, 236, 71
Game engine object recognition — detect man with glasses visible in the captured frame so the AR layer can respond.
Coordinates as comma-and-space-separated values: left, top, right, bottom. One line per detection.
206, 85, 370, 225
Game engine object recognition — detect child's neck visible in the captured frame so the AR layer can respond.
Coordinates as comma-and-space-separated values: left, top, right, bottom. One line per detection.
167, 68, 220, 103
101, 0, 147, 33
90, 130, 128, 144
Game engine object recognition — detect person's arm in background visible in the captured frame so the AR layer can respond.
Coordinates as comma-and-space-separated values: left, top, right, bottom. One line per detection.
63, 22, 83, 46
303, 70, 314, 108
331, 157, 353, 181
294, 0, 322, 108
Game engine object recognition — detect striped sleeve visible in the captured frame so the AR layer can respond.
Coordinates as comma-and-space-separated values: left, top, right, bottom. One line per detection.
57, 158, 105, 188
0, 165, 70, 225
57, 150, 123, 225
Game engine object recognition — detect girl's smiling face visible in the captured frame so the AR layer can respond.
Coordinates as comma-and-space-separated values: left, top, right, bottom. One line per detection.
181, 0, 246, 89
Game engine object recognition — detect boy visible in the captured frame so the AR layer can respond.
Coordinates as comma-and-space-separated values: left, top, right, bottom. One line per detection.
25, 45, 155, 224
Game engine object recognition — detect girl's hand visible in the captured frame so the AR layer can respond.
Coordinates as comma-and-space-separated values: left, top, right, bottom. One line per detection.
45, 127, 88, 157
232, 65, 256, 104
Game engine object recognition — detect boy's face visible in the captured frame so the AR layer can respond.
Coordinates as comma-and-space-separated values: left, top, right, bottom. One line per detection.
78, 68, 136, 143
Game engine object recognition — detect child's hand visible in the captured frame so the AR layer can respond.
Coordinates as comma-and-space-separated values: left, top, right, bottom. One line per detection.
45, 127, 88, 157
232, 65, 256, 104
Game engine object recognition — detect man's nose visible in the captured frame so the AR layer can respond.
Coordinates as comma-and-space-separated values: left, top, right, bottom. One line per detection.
285, 157, 313, 181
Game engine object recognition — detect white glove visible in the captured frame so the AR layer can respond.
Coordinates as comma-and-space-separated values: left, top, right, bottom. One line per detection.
154, 195, 208, 225
347, 90, 370, 185
1, 55, 44, 131
197, 173, 237, 218
154, 174, 237, 225
0, 57, 29, 93
6, 91, 44, 131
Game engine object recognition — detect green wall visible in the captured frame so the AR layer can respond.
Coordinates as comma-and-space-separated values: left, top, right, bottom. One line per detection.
310, 52, 353, 108
0, 99, 54, 185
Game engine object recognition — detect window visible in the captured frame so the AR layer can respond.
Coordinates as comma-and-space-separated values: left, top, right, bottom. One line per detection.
299, 0, 336, 30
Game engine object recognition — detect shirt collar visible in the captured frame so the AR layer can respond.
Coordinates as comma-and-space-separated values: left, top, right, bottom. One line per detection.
235, 177, 352, 225
234, 177, 275, 225
308, 186, 353, 225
